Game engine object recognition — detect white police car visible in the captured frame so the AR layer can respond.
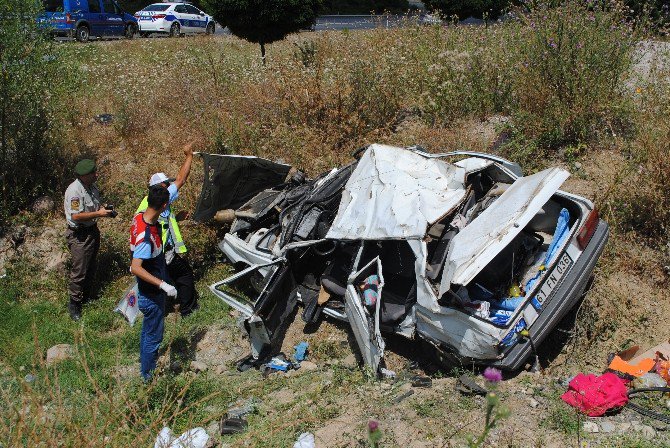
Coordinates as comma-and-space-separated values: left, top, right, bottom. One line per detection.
135, 2, 214, 37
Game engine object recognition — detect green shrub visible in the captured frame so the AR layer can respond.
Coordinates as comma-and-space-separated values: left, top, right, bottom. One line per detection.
0, 0, 73, 224
514, 1, 636, 149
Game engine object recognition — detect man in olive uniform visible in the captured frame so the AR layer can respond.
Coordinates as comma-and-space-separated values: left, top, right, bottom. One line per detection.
63, 159, 115, 321
135, 143, 198, 317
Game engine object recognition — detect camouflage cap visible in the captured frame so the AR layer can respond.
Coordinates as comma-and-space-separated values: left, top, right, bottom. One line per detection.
75, 159, 96, 176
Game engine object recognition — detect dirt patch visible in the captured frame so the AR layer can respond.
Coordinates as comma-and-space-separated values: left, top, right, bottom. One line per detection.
0, 219, 68, 276
193, 325, 248, 369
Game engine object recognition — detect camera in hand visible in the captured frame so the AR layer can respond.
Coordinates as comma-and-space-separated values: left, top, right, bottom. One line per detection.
105, 204, 118, 218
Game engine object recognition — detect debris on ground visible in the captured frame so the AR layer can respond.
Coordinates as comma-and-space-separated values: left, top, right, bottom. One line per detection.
293, 341, 309, 363
154, 426, 209, 448
456, 374, 488, 396
380, 368, 396, 380
219, 417, 248, 435
392, 390, 415, 404
561, 372, 628, 417
226, 398, 260, 419
561, 340, 670, 427
94, 113, 113, 125
265, 354, 294, 373
411, 375, 432, 388
293, 432, 315, 448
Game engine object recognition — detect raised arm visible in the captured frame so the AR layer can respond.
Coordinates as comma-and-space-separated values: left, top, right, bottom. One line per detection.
173, 142, 194, 190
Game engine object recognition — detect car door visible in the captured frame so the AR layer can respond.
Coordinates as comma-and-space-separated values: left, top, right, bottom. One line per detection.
172, 4, 190, 32
85, 0, 107, 36
100, 0, 123, 35
344, 256, 386, 374
185, 4, 206, 33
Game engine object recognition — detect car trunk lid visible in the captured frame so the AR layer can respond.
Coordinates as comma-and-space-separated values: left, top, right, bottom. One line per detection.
438, 167, 570, 297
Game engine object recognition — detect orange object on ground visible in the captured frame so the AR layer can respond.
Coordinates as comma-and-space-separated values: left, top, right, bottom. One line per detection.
657, 360, 670, 385
608, 355, 655, 377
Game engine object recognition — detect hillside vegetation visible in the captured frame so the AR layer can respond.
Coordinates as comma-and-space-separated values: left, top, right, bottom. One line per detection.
1, 2, 669, 446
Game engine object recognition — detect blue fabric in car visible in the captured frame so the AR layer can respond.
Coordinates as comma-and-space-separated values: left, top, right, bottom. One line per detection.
525, 208, 570, 293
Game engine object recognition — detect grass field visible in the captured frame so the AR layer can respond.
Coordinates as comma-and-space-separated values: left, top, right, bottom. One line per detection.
1, 3, 670, 446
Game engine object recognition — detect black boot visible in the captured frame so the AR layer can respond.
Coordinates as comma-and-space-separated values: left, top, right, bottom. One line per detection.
68, 300, 82, 321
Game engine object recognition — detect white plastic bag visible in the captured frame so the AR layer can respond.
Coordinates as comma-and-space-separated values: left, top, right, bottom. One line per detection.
293, 432, 315, 448
114, 281, 142, 326
154, 426, 209, 448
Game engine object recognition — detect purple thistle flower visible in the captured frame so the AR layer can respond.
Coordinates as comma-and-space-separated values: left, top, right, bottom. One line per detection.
483, 367, 503, 383
368, 420, 379, 432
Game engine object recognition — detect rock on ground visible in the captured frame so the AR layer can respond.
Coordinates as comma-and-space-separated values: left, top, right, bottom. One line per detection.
190, 360, 208, 373
583, 421, 599, 433
0, 222, 68, 275
46, 344, 74, 365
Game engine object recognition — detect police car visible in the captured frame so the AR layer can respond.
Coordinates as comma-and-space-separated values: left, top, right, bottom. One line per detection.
134, 2, 215, 37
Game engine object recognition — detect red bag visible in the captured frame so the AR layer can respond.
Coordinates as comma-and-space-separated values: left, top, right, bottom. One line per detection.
561, 372, 629, 417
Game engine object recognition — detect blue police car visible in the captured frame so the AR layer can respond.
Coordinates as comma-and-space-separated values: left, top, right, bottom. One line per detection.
39, 0, 138, 42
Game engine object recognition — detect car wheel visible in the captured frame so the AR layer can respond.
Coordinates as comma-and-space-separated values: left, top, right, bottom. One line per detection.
75, 25, 89, 43
206, 23, 215, 35
169, 22, 180, 37
124, 23, 136, 39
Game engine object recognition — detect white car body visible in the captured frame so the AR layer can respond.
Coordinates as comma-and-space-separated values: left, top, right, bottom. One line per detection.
198, 145, 608, 374
135, 2, 214, 35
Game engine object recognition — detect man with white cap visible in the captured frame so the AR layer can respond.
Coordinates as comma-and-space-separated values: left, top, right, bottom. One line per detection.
135, 143, 198, 316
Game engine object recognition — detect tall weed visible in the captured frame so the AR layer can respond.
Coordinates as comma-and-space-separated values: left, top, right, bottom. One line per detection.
610, 65, 670, 244
422, 26, 519, 124
514, 1, 636, 149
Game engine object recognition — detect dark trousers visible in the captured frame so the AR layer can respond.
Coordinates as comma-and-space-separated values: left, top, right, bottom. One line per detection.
65, 226, 100, 303
167, 253, 198, 315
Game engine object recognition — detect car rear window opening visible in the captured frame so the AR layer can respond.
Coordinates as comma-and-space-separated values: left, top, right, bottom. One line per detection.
142, 4, 170, 11
43, 0, 64, 12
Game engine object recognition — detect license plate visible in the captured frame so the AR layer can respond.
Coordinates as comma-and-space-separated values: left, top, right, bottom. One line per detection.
531, 252, 573, 310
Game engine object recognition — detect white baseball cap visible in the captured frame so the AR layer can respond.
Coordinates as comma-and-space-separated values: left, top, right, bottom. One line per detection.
149, 172, 175, 187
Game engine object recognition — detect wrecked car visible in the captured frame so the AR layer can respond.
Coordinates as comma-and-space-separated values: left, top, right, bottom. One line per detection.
193, 144, 608, 374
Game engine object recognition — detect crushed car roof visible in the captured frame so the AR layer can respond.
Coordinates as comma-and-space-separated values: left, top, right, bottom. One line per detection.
327, 144, 467, 240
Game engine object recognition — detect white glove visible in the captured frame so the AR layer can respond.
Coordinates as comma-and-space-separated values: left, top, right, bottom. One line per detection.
159, 281, 178, 298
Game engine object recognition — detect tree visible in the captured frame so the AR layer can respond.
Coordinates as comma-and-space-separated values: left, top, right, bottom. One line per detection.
203, 0, 322, 61
0, 0, 71, 223
423, 0, 511, 20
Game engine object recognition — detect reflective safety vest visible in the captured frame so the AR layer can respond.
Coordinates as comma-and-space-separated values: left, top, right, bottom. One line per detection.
135, 197, 187, 254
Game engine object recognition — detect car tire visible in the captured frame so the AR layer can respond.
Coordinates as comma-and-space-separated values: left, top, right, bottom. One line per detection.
206, 23, 215, 35
125, 23, 137, 39
169, 22, 180, 38
75, 25, 90, 43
